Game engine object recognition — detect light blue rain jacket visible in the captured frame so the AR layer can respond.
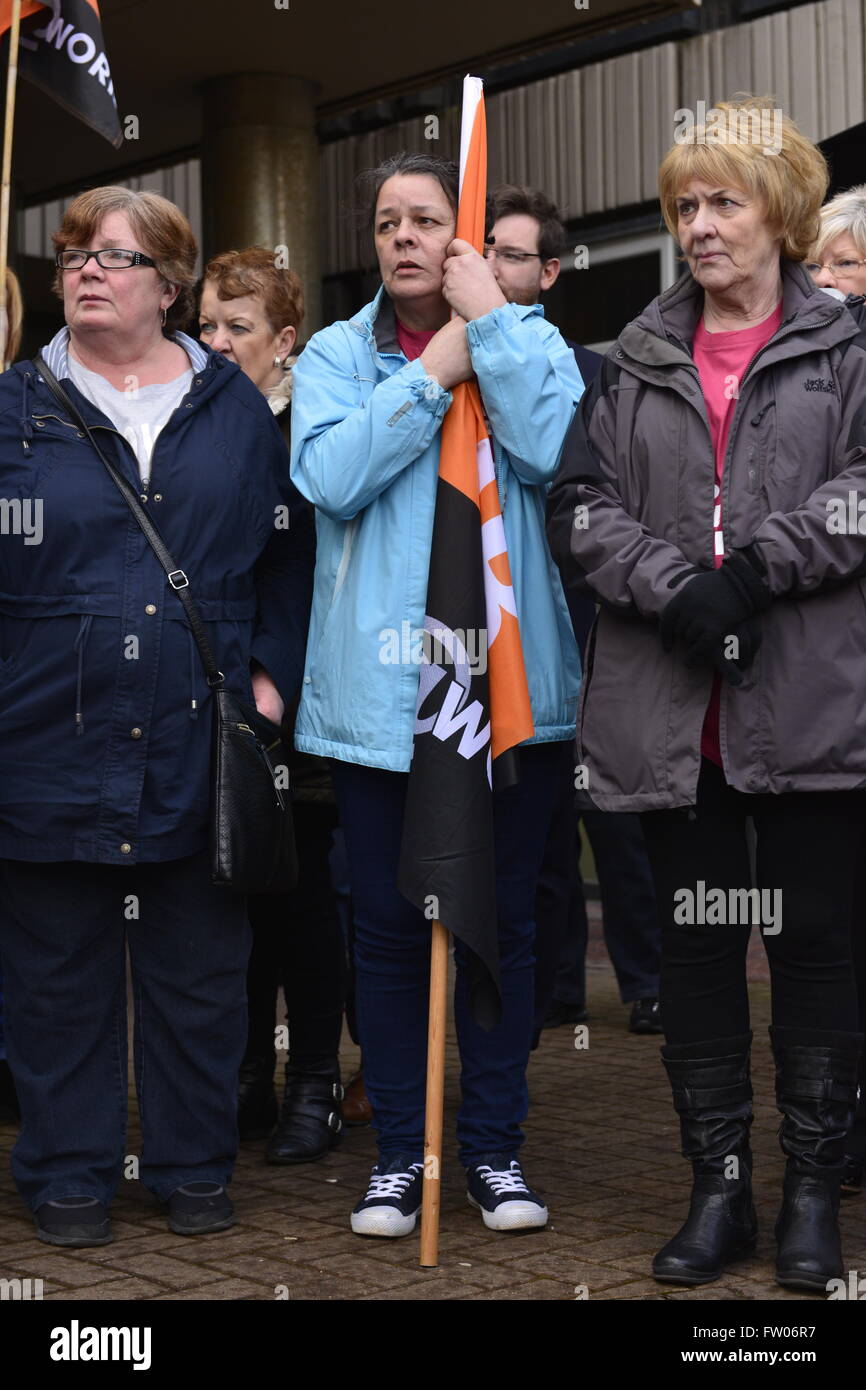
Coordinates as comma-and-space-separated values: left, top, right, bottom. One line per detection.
290, 288, 583, 771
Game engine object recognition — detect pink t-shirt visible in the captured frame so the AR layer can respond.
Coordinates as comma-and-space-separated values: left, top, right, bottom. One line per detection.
693, 302, 783, 765
396, 320, 437, 361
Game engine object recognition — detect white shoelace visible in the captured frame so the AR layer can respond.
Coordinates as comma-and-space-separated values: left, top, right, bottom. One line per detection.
477, 1162, 529, 1196
366, 1165, 422, 1200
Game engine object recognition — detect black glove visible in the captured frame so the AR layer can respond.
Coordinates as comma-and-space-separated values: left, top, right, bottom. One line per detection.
660, 547, 771, 662
680, 615, 763, 686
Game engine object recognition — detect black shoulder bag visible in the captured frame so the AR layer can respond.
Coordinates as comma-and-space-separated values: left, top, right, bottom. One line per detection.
33, 355, 298, 894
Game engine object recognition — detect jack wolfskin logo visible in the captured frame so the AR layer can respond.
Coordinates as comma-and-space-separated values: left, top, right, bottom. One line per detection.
803, 378, 836, 394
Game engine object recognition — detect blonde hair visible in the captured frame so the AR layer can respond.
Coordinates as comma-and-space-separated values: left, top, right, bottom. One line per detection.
52, 186, 198, 331
811, 184, 866, 262
659, 95, 829, 262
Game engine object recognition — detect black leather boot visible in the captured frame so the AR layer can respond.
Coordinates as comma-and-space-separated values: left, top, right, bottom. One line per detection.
237, 1055, 278, 1140
770, 1026, 863, 1292
265, 1064, 343, 1165
652, 1033, 758, 1285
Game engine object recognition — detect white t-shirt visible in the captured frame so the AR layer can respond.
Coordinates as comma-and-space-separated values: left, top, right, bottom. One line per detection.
67, 353, 194, 486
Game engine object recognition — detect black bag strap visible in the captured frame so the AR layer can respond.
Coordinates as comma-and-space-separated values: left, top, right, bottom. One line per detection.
32, 354, 225, 690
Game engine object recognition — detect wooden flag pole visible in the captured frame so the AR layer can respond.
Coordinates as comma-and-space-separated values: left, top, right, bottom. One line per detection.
0, 0, 22, 369
419, 918, 449, 1267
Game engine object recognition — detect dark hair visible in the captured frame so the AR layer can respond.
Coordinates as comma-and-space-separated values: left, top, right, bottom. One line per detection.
202, 246, 305, 334
486, 185, 566, 264
356, 152, 459, 231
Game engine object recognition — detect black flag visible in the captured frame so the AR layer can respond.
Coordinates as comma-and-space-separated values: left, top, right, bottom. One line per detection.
2, 1, 122, 148
396, 77, 534, 1029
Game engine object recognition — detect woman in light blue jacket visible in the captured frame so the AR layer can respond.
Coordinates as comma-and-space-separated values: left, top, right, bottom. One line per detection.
291, 153, 582, 1238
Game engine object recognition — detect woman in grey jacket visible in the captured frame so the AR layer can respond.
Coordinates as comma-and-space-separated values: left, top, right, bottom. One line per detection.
548, 97, 866, 1292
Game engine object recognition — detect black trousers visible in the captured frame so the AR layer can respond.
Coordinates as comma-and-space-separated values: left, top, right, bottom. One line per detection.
245, 802, 347, 1072
639, 759, 863, 1045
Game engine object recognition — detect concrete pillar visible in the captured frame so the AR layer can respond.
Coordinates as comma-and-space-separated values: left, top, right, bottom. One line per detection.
201, 74, 321, 338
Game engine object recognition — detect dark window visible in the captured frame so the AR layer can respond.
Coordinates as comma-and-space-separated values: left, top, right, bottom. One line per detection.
545, 250, 664, 347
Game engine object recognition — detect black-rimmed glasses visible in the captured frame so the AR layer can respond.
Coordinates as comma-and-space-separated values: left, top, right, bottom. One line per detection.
55, 249, 158, 270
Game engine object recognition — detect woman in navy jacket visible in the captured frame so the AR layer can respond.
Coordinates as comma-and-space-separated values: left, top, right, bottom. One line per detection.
0, 187, 313, 1247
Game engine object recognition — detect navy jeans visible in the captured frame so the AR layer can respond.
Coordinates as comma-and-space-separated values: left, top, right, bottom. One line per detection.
0, 852, 249, 1210
556, 812, 660, 1006
331, 742, 563, 1166
534, 765, 660, 1027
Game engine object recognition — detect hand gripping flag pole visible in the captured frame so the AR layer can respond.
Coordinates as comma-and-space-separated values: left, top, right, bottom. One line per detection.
397, 74, 534, 1269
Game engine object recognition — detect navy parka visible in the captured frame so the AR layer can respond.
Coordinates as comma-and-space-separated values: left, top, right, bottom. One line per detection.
0, 330, 314, 864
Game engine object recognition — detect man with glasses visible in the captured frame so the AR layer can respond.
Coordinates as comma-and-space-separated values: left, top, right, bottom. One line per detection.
484, 186, 601, 386
485, 186, 663, 1041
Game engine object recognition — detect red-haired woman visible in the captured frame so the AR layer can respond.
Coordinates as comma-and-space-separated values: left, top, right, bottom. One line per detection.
199, 249, 347, 1166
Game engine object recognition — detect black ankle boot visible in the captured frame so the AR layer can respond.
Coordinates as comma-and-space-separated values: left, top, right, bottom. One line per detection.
770, 1026, 863, 1292
652, 1033, 758, 1286
265, 1064, 343, 1165
237, 1055, 278, 1140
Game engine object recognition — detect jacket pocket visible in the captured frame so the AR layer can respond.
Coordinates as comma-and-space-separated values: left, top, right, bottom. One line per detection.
745, 400, 775, 493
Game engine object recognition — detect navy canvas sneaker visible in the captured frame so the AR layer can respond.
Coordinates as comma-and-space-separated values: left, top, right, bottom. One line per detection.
350, 1154, 424, 1237
466, 1154, 548, 1231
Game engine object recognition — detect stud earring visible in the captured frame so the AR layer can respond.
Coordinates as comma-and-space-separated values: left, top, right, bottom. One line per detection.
273, 355, 282, 367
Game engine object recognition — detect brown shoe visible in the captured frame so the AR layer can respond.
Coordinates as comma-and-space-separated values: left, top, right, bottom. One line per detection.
342, 1070, 372, 1127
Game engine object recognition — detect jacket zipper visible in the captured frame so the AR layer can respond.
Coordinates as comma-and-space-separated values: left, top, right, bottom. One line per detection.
90, 424, 151, 497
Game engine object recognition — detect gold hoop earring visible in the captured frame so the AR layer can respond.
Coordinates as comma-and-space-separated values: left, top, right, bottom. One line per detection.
162, 307, 167, 328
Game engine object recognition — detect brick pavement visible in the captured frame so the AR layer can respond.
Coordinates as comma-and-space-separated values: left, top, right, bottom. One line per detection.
1, 916, 863, 1302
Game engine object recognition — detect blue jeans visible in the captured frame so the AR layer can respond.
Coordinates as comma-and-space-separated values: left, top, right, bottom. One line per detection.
535, 792, 660, 1022
0, 852, 249, 1210
331, 743, 563, 1166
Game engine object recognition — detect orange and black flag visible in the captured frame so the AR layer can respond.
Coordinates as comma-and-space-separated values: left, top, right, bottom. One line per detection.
397, 75, 534, 1029
1, 1, 122, 147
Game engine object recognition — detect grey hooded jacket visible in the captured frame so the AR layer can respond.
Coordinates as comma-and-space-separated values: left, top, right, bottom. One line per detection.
546, 260, 866, 810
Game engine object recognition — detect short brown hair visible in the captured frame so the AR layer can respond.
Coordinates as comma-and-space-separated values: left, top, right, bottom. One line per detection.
201, 247, 305, 334
52, 186, 198, 331
486, 185, 566, 264
658, 95, 828, 262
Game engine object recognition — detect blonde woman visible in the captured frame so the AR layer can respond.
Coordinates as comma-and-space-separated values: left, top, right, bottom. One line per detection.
549, 98, 866, 1291
806, 184, 866, 298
